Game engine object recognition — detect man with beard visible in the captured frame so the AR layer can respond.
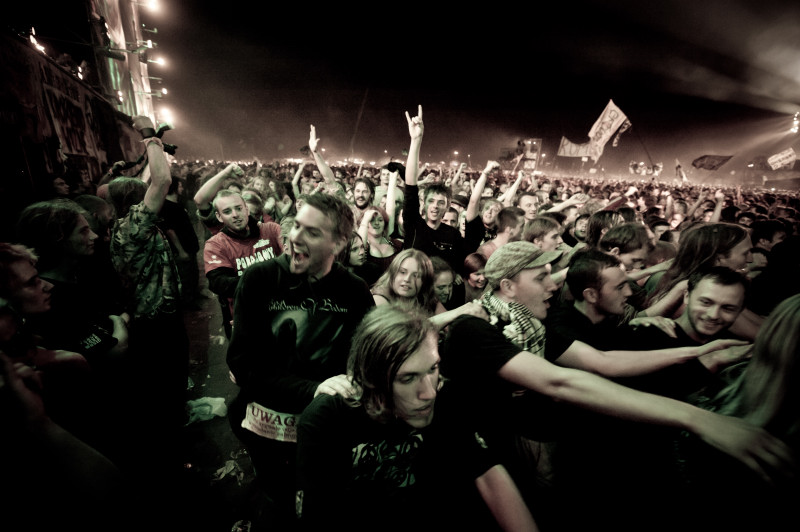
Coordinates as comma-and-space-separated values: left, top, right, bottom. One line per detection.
203, 190, 283, 336
226, 192, 374, 529
437, 241, 790, 529
614, 266, 751, 397
351, 177, 375, 225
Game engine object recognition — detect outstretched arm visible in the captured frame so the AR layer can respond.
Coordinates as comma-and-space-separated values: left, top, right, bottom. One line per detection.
555, 337, 749, 378
498, 351, 794, 484
546, 193, 590, 213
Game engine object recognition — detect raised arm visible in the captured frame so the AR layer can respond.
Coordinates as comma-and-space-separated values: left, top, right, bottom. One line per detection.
133, 116, 171, 215
193, 162, 244, 211
404, 105, 424, 187
308, 125, 337, 190
291, 163, 304, 199
385, 169, 399, 236
499, 170, 524, 207
685, 187, 706, 220
466, 161, 499, 222
709, 189, 725, 223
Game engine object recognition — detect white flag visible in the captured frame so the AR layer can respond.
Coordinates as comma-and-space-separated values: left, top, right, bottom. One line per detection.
767, 147, 796, 170
587, 99, 628, 162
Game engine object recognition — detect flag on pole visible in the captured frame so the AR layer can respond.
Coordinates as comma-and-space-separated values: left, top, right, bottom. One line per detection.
587, 99, 628, 162
557, 136, 592, 158
691, 154, 733, 171
612, 118, 632, 147
675, 159, 688, 182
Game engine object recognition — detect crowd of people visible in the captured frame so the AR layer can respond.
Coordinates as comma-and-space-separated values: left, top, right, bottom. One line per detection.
2, 106, 799, 531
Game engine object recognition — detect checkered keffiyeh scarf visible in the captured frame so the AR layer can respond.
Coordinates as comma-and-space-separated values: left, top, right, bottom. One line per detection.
481, 291, 547, 357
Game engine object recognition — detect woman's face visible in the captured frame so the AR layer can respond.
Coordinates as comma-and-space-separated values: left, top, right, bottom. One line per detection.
392, 258, 422, 299
251, 178, 267, 195
468, 270, 486, 289
434, 271, 454, 303
349, 237, 367, 266
716, 236, 753, 273
368, 209, 385, 236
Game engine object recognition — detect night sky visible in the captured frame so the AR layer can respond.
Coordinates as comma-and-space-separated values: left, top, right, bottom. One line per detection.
146, 0, 799, 176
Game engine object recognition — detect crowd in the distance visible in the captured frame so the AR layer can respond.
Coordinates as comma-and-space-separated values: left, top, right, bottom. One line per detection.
2, 107, 799, 531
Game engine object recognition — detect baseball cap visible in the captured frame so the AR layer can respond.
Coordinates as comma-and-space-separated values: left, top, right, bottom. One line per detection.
484, 241, 562, 290
451, 194, 469, 208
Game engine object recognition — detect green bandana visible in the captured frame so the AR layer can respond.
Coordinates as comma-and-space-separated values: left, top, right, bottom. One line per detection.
481, 291, 547, 357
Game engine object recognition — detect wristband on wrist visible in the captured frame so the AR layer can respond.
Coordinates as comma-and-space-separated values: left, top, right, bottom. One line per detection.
142, 136, 164, 149
140, 127, 156, 139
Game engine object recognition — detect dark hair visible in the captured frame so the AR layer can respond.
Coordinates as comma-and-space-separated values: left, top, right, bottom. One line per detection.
385, 162, 406, 179
301, 192, 354, 242
167, 175, 184, 195
15, 199, 89, 271
599, 222, 653, 254
495, 207, 524, 233
335, 231, 363, 266
585, 210, 624, 248
750, 219, 786, 246
463, 252, 487, 278
516, 191, 537, 207
566, 248, 622, 301
423, 183, 451, 204
353, 177, 375, 201
430, 255, 454, 277
522, 216, 561, 244
650, 222, 749, 305
687, 266, 749, 300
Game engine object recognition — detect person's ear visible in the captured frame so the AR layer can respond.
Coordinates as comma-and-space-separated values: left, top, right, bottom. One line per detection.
608, 246, 621, 257
583, 287, 599, 304
499, 278, 515, 298
332, 236, 348, 257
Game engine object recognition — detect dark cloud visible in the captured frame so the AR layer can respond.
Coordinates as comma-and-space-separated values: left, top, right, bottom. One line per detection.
151, 1, 800, 174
